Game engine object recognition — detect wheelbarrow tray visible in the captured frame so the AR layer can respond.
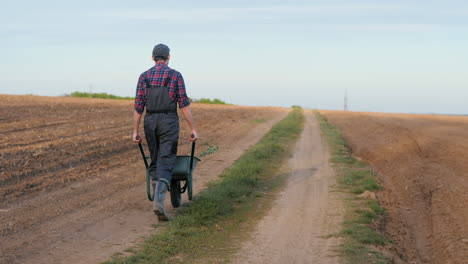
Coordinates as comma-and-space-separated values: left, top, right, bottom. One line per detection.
172, 155, 201, 181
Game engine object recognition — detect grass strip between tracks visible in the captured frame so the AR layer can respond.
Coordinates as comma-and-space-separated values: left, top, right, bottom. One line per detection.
315, 112, 391, 264
106, 107, 304, 264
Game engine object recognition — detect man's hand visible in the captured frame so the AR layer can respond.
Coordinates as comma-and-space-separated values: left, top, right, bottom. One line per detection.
133, 131, 142, 143
133, 110, 143, 143
190, 130, 198, 142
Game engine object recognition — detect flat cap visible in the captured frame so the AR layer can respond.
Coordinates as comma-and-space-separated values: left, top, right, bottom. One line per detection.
152, 43, 170, 59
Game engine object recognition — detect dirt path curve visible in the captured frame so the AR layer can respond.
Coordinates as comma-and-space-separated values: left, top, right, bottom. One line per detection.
232, 111, 344, 264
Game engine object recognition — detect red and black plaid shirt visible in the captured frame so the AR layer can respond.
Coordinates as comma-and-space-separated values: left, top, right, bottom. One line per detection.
134, 62, 190, 114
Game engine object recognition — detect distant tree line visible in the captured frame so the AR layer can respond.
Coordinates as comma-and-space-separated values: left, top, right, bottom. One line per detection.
190, 98, 227, 104
69, 91, 133, 100
68, 91, 228, 105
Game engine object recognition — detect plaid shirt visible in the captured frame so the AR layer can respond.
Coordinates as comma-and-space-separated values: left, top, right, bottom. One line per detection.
134, 62, 190, 114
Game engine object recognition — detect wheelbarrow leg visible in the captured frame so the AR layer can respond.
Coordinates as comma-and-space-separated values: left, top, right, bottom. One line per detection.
188, 173, 193, 201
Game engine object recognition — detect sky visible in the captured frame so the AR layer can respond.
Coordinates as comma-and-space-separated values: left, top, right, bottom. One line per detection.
1, 0, 467, 114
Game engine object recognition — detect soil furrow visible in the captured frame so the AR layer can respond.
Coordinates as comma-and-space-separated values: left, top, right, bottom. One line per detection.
0, 94, 288, 264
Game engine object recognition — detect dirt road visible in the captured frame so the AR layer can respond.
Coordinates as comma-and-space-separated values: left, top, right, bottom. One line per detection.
0, 95, 288, 264
232, 111, 344, 264
322, 111, 468, 264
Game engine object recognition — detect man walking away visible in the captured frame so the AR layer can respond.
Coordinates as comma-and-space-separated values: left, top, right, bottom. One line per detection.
132, 43, 197, 221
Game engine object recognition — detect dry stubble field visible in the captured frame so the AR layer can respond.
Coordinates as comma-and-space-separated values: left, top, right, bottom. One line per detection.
321, 110, 468, 264
0, 95, 287, 263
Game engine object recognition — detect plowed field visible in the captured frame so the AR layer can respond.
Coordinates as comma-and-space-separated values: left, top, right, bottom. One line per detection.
321, 110, 468, 264
0, 95, 288, 263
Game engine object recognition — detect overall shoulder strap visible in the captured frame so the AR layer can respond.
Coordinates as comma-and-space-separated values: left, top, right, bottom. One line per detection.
163, 70, 175, 87
144, 70, 152, 88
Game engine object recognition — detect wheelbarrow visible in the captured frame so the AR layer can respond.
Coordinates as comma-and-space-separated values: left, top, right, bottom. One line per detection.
137, 136, 201, 208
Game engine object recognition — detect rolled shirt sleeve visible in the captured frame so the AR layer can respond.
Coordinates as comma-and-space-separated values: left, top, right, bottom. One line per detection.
175, 72, 191, 108
134, 73, 147, 114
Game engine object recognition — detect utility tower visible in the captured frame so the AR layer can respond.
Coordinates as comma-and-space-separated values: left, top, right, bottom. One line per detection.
344, 89, 348, 111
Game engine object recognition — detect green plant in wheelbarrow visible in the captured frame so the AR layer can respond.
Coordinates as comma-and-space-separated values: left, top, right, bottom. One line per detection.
136, 135, 201, 211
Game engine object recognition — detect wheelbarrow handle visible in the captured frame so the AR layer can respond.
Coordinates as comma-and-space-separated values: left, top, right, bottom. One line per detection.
136, 136, 149, 169
190, 134, 196, 170
137, 135, 194, 170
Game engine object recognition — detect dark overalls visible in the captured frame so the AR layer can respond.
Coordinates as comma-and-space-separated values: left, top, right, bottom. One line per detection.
144, 71, 179, 186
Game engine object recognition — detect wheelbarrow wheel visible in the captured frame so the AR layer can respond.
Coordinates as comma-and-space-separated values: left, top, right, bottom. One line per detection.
188, 173, 193, 201
146, 169, 154, 201
170, 180, 182, 208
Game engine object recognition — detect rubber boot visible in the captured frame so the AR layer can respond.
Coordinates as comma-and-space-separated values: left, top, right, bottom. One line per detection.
153, 181, 169, 221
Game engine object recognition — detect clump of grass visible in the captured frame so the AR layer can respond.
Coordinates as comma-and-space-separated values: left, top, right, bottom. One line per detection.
106, 107, 304, 264
343, 222, 385, 245
368, 200, 386, 215
199, 145, 219, 158
315, 111, 390, 264
349, 176, 381, 194
69, 91, 134, 100
342, 242, 389, 264
343, 170, 368, 185
253, 119, 266, 124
